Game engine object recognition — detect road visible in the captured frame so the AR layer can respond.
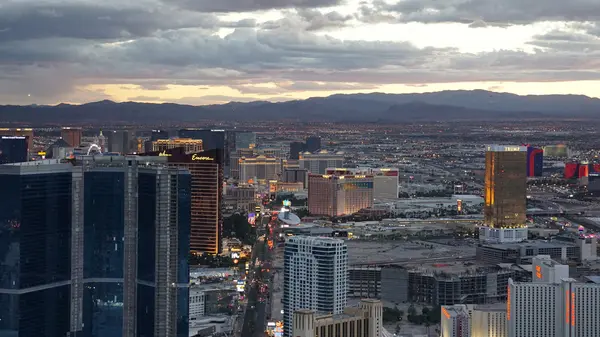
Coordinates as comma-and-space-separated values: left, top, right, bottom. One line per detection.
239, 214, 274, 337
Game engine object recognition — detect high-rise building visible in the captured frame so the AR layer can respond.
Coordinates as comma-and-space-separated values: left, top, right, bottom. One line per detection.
62, 127, 83, 147
531, 255, 569, 284
283, 236, 348, 337
151, 138, 203, 154
0, 136, 28, 164
308, 172, 373, 217
107, 130, 132, 154
0, 160, 73, 337
480, 145, 528, 243
471, 305, 507, 337
178, 129, 226, 176
326, 168, 398, 200
233, 131, 256, 150
440, 305, 470, 337
440, 304, 507, 337
283, 168, 308, 188
526, 146, 544, 177
507, 277, 600, 337
0, 128, 34, 150
136, 166, 191, 337
71, 155, 191, 337
289, 142, 305, 160
299, 150, 344, 174
305, 136, 321, 153
239, 155, 281, 183
140, 148, 223, 255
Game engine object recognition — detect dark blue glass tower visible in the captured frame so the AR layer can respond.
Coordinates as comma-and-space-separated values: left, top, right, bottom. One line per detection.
137, 168, 191, 337
82, 171, 126, 337
0, 136, 28, 164
0, 162, 73, 337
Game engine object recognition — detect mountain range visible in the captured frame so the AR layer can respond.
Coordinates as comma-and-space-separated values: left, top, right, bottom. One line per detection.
1, 90, 598, 125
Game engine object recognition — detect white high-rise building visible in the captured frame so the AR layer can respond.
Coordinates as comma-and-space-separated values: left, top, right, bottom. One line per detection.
283, 236, 348, 337
532, 255, 569, 284
471, 305, 507, 337
508, 278, 600, 337
440, 305, 471, 337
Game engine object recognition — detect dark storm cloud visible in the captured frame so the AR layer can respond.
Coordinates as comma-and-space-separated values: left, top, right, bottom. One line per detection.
0, 1, 221, 42
527, 29, 600, 52
104, 27, 444, 72
360, 0, 600, 26
164, 0, 342, 13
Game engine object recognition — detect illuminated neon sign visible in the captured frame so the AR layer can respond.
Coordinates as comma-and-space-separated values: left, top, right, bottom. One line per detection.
441, 307, 450, 320
191, 154, 213, 161
571, 291, 575, 326
158, 151, 171, 157
535, 265, 542, 279
566, 290, 570, 324
507, 286, 511, 320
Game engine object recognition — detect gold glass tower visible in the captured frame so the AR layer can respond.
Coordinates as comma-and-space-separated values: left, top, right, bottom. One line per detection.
484, 145, 527, 228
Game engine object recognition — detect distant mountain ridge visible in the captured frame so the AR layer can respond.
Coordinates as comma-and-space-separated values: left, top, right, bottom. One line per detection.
0, 90, 598, 125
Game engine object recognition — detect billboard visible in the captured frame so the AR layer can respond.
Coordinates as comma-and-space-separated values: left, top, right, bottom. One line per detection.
248, 212, 256, 226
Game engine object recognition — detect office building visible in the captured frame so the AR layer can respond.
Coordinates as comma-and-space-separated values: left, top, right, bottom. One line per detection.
308, 172, 373, 217
0, 160, 73, 337
408, 264, 514, 306
232, 131, 256, 150
440, 305, 470, 337
152, 138, 203, 154
481, 145, 528, 243
72, 155, 191, 337
300, 150, 344, 174
305, 136, 322, 153
292, 299, 382, 337
140, 148, 223, 255
62, 127, 83, 147
526, 146, 544, 177
290, 142, 305, 160
347, 266, 408, 303
107, 130, 132, 154
239, 155, 281, 183
283, 168, 308, 188
0, 136, 28, 164
0, 127, 34, 150
283, 236, 348, 337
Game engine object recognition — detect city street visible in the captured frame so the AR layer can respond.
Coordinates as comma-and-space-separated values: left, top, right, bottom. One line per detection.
239, 214, 275, 337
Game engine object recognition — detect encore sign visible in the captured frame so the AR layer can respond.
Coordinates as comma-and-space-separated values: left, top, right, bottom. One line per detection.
191, 154, 213, 161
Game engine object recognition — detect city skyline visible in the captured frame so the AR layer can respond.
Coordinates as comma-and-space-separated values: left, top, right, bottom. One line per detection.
2, 0, 600, 105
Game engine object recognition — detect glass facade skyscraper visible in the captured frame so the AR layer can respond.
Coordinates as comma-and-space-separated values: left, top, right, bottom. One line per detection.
0, 160, 73, 337
0, 136, 28, 164
0, 155, 191, 337
73, 156, 191, 337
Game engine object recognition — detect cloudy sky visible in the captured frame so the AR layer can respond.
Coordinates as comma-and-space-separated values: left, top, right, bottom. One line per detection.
2, 0, 600, 105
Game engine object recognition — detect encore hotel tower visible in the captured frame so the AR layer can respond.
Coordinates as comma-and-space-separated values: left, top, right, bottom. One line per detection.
142, 147, 223, 254
481, 145, 528, 242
